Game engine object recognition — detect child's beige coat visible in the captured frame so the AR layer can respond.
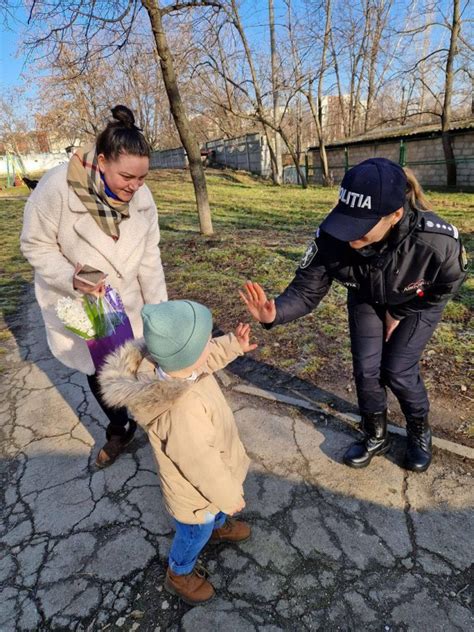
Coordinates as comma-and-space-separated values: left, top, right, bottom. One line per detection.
99, 334, 250, 524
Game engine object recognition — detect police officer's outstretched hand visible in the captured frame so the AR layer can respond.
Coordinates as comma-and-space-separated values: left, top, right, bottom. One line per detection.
239, 281, 276, 324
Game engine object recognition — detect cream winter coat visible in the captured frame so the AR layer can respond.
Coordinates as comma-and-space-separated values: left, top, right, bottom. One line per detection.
99, 334, 250, 524
20, 163, 167, 374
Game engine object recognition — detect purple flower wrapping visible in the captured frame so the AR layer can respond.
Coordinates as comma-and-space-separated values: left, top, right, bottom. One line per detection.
84, 286, 127, 339
105, 285, 125, 313
86, 316, 134, 372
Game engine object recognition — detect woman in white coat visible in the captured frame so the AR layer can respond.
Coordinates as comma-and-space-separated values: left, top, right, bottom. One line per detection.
21, 105, 168, 467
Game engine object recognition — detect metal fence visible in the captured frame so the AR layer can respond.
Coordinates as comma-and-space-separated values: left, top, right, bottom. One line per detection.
149, 147, 188, 170
205, 133, 272, 177
309, 138, 474, 188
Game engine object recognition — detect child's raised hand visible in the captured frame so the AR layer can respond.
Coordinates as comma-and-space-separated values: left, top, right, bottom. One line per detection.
235, 322, 258, 353
239, 281, 276, 324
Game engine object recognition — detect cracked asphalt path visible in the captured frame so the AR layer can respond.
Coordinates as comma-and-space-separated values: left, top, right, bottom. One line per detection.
1, 289, 473, 631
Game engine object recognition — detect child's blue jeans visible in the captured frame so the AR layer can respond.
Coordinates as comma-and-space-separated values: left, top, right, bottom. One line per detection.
169, 511, 227, 575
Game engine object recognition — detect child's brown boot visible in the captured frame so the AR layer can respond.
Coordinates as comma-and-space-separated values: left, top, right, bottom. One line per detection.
210, 517, 251, 543
164, 565, 215, 605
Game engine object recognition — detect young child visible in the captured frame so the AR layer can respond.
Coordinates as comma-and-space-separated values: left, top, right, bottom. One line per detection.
99, 300, 256, 605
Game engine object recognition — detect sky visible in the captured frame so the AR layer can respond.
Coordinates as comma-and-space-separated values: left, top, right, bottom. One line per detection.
0, 0, 289, 120
0, 1, 462, 127
0, 3, 30, 90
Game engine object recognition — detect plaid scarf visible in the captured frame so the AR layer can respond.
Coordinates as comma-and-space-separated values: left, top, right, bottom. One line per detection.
67, 144, 129, 239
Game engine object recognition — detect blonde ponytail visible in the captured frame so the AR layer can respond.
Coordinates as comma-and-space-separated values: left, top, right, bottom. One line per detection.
404, 167, 432, 212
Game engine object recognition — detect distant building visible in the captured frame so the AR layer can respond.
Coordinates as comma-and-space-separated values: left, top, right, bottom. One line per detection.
309, 118, 474, 188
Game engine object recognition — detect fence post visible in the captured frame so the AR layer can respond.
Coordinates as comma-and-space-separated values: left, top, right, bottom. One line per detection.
399, 139, 407, 167
344, 147, 349, 173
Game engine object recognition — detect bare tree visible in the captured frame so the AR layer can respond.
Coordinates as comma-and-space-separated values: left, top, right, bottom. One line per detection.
394, 0, 470, 185
34, 49, 112, 145
0, 88, 30, 154
5, 0, 471, 190
441, 0, 461, 185
268, 0, 283, 184
288, 0, 332, 184
196, 0, 308, 186
141, 0, 213, 233
363, 0, 393, 132
18, 0, 214, 234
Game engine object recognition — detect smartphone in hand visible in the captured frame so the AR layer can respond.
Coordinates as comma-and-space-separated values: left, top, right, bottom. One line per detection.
73, 265, 107, 287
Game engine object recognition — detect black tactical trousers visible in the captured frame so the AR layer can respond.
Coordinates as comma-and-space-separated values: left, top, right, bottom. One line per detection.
348, 299, 445, 419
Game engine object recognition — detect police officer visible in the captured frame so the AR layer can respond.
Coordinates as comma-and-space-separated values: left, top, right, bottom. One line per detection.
241, 158, 467, 473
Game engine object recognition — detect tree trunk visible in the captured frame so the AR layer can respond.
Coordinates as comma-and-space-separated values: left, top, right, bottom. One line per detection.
329, 27, 348, 138
141, 0, 213, 234
295, 94, 302, 184
230, 0, 295, 184
306, 87, 330, 186
279, 126, 307, 188
269, 0, 282, 184
263, 124, 280, 181
316, 0, 331, 185
317, 98, 330, 185
364, 2, 382, 132
441, 0, 460, 187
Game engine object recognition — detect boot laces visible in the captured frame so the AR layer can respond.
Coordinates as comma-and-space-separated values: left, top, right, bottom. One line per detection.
407, 417, 430, 449
194, 562, 210, 579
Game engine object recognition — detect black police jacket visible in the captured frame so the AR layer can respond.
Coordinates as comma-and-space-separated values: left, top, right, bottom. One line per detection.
270, 205, 467, 326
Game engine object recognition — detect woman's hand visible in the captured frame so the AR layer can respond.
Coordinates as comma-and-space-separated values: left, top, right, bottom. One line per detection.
385, 311, 401, 342
235, 322, 258, 353
73, 263, 106, 297
239, 281, 276, 324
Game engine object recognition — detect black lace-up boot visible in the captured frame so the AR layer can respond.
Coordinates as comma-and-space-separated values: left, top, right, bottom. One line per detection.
405, 415, 432, 472
343, 411, 391, 468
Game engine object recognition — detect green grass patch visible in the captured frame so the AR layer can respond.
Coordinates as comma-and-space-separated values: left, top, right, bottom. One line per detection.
1, 168, 472, 424
147, 169, 473, 409
0, 198, 33, 318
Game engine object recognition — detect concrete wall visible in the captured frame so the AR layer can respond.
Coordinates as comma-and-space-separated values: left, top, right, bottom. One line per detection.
206, 133, 272, 177
0, 152, 68, 176
150, 147, 188, 169
283, 165, 306, 184
148, 133, 273, 176
310, 129, 474, 188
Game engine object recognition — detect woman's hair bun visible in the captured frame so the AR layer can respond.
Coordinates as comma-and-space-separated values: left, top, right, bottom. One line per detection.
96, 104, 149, 159
111, 105, 135, 128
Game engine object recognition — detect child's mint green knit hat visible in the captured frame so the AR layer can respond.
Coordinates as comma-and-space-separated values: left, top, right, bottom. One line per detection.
141, 300, 213, 372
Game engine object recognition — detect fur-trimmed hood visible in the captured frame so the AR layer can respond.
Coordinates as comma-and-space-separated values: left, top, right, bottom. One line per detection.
99, 332, 250, 524
98, 338, 190, 428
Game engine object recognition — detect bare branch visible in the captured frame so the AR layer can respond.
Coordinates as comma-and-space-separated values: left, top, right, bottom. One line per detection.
161, 0, 224, 15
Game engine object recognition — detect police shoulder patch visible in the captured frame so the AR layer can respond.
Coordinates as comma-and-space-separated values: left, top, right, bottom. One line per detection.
300, 239, 318, 269
418, 212, 459, 239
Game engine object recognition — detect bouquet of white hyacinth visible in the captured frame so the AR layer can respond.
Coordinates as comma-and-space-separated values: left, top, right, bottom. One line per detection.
56, 287, 133, 370
56, 286, 125, 340
56, 296, 95, 339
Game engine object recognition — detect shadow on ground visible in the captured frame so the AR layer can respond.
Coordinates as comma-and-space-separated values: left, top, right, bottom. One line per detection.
0, 288, 472, 631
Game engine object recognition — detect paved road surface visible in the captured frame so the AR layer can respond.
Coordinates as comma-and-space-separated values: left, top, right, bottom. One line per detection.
1, 290, 472, 631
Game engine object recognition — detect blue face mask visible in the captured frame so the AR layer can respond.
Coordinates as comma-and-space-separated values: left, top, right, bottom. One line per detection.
100, 172, 120, 200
